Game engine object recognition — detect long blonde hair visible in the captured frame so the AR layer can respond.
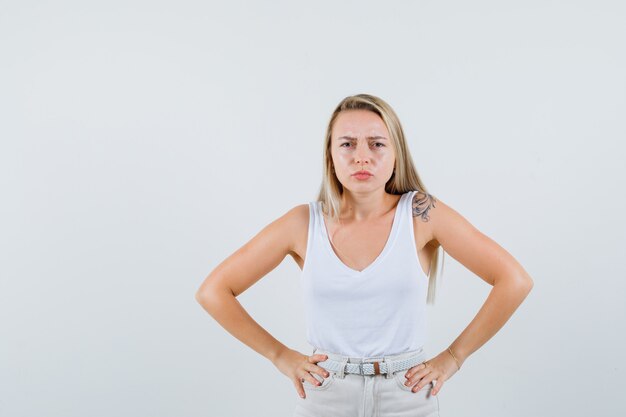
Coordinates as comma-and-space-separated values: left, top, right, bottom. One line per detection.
315, 93, 445, 304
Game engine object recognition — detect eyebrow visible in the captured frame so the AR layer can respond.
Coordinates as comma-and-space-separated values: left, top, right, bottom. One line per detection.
337, 136, 388, 140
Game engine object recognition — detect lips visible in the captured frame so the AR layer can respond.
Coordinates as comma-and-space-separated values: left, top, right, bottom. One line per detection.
352, 170, 372, 176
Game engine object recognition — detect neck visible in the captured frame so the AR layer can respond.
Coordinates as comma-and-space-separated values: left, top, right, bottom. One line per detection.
338, 190, 398, 221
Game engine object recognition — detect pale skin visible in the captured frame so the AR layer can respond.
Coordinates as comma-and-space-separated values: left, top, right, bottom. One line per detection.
195, 109, 534, 399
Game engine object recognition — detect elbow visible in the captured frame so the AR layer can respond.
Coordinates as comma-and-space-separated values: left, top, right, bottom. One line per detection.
514, 275, 534, 297
195, 285, 215, 306
195, 273, 219, 305
496, 272, 534, 293
524, 278, 534, 294
520, 271, 534, 292
195, 288, 218, 306
527, 277, 534, 292
195, 290, 219, 316
194, 290, 207, 304
195, 284, 232, 309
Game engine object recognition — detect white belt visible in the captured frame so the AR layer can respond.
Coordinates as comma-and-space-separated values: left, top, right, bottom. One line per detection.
317, 354, 424, 376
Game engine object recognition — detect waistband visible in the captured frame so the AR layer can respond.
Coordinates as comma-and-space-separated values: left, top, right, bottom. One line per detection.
311, 346, 427, 379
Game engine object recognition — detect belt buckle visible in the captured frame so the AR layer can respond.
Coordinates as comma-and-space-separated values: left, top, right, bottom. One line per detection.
361, 361, 383, 376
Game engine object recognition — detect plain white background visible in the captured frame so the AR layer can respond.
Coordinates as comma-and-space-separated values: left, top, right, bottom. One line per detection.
2, 1, 625, 416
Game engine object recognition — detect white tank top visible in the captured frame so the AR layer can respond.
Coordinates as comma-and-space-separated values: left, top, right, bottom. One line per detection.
301, 190, 428, 358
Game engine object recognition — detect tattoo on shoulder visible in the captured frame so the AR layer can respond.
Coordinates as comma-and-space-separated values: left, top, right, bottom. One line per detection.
412, 190, 437, 222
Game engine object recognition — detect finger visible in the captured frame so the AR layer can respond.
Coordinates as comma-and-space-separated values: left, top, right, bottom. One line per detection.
293, 380, 305, 399
405, 363, 431, 380
432, 379, 444, 396
403, 376, 424, 390
403, 373, 426, 389
412, 378, 435, 393
301, 372, 323, 387
309, 354, 328, 363
305, 355, 330, 378
306, 363, 330, 379
404, 362, 428, 378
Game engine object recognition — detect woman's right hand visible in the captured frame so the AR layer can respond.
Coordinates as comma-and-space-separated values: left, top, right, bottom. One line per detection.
272, 348, 330, 398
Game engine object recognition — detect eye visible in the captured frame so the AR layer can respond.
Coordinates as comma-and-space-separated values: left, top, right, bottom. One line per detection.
339, 142, 384, 148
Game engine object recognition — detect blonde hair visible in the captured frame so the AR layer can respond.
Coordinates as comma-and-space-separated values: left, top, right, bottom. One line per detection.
315, 93, 445, 304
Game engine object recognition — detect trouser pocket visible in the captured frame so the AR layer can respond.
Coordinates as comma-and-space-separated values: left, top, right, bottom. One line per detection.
393, 370, 434, 394
303, 370, 337, 391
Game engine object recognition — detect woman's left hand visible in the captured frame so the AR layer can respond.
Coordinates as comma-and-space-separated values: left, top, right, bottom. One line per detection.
401, 349, 461, 395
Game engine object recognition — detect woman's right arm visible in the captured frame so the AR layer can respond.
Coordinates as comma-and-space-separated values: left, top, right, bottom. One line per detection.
194, 204, 329, 397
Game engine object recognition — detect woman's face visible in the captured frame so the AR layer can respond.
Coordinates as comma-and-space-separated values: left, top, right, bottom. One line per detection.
330, 109, 396, 193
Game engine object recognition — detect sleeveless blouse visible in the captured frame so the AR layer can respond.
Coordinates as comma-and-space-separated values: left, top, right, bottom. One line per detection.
300, 190, 429, 358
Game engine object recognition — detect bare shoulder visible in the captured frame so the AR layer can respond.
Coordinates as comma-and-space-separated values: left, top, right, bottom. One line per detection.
286, 203, 310, 224
411, 189, 440, 248
411, 190, 438, 222
282, 203, 309, 231
411, 190, 474, 248
283, 203, 310, 264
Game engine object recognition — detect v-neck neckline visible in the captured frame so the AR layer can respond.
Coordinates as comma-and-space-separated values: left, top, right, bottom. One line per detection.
318, 193, 405, 276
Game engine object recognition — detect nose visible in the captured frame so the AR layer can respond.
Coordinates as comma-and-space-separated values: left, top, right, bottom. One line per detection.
354, 142, 371, 166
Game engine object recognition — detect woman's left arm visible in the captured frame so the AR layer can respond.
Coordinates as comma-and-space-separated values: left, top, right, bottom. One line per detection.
406, 192, 534, 395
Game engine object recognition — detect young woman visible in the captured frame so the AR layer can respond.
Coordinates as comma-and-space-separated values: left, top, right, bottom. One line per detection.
195, 94, 534, 416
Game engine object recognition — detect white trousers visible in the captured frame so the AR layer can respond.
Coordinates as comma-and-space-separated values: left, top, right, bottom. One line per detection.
293, 346, 441, 417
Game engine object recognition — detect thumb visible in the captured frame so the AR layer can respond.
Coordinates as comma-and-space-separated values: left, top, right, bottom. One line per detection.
432, 379, 444, 396
294, 379, 305, 399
